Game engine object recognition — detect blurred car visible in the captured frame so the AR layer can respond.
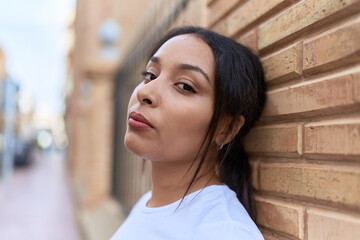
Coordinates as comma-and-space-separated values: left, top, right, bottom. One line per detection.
14, 140, 33, 167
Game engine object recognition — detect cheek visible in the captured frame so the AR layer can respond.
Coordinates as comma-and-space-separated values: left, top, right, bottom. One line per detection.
123, 83, 214, 162
158, 103, 213, 160
170, 98, 213, 131
124, 88, 142, 152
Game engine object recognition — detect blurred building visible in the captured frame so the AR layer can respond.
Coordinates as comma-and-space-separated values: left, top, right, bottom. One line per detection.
0, 46, 38, 202
0, 47, 5, 80
17, 91, 35, 141
65, 0, 158, 239
66, 0, 360, 239
0, 46, 7, 199
0, 47, 6, 133
0, 46, 19, 199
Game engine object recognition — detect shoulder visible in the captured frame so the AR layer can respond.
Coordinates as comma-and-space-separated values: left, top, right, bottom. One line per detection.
188, 222, 264, 240
194, 185, 252, 223
186, 185, 264, 240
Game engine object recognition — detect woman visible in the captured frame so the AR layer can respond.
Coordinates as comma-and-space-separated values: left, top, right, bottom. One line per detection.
111, 26, 266, 240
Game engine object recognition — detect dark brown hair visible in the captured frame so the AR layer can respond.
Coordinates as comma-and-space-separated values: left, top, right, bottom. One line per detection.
148, 26, 266, 218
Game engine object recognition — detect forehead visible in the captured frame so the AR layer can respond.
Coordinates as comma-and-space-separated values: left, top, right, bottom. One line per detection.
151, 34, 215, 81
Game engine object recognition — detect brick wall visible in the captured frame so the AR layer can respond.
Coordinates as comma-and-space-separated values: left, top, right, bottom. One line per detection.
194, 0, 360, 239
111, 0, 360, 239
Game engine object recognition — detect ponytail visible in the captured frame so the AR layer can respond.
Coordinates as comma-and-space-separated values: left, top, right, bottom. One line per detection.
219, 139, 254, 219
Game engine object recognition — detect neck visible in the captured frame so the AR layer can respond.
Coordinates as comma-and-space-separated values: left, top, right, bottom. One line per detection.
147, 158, 221, 207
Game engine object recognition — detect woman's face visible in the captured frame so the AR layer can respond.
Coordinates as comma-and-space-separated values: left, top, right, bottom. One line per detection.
124, 34, 215, 164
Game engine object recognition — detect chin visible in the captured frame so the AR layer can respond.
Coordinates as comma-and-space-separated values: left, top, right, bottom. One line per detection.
124, 132, 149, 159
124, 132, 136, 153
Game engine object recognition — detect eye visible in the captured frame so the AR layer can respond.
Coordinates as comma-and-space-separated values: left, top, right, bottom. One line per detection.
176, 82, 197, 93
141, 71, 157, 82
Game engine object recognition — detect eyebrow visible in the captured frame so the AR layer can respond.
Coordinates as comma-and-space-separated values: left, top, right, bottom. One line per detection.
177, 63, 210, 82
149, 56, 160, 63
149, 56, 210, 82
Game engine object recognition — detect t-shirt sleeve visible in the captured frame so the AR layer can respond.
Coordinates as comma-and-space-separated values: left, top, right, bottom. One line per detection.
188, 222, 265, 240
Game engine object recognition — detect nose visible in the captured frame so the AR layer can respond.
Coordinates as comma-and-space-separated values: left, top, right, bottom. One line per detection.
136, 80, 158, 107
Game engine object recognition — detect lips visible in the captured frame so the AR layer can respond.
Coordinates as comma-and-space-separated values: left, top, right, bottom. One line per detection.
128, 111, 153, 129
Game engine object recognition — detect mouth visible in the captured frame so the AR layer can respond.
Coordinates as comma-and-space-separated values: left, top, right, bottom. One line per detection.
128, 111, 154, 129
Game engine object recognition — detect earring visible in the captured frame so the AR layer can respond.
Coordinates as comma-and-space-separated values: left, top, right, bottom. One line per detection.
217, 143, 224, 150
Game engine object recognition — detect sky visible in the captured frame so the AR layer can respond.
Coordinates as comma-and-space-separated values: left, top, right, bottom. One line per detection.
0, 0, 76, 116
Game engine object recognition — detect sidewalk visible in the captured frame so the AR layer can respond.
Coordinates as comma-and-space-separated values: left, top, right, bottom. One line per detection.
0, 149, 80, 240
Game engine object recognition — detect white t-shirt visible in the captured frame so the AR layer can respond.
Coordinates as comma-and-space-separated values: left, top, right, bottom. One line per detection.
111, 185, 264, 240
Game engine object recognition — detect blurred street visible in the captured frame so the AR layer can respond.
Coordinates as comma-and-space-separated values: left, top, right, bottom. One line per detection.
0, 149, 79, 240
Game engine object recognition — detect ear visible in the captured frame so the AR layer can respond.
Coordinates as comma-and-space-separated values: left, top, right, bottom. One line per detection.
215, 115, 245, 146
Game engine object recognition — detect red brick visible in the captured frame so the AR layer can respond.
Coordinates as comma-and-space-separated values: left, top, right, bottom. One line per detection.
263, 70, 360, 118
355, 77, 360, 102
170, 9, 186, 28
244, 124, 303, 156
261, 42, 302, 84
182, 0, 207, 27
206, 0, 216, 6
170, 0, 207, 27
259, 0, 360, 50
211, 19, 228, 36
255, 196, 304, 238
227, 0, 296, 37
304, 118, 360, 156
236, 29, 258, 54
259, 162, 360, 208
303, 20, 360, 73
206, 0, 243, 27
261, 231, 292, 240
307, 208, 360, 240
